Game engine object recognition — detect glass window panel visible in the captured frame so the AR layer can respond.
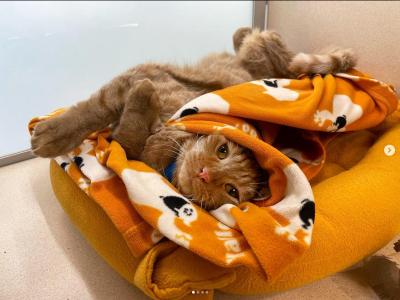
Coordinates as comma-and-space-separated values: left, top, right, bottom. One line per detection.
0, 1, 253, 156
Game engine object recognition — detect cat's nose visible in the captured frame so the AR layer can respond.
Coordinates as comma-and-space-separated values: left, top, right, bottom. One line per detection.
198, 167, 210, 183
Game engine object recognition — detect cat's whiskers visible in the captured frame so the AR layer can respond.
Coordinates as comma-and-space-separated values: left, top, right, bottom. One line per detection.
166, 136, 183, 151
144, 143, 180, 152
144, 145, 181, 156
199, 135, 206, 144
234, 142, 240, 153
195, 135, 201, 152
146, 149, 179, 157
254, 189, 269, 199
163, 144, 182, 153
210, 196, 217, 209
143, 150, 177, 160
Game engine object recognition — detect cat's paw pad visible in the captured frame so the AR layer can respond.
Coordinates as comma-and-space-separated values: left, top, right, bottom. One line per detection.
31, 118, 81, 157
233, 27, 253, 52
261, 30, 284, 44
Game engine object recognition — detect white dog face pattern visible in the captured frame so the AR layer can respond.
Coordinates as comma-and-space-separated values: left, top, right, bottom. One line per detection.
168, 73, 388, 137
170, 93, 230, 120
56, 156, 71, 172
67, 140, 115, 182
299, 199, 315, 230
160, 195, 197, 225
314, 94, 363, 132
120, 168, 200, 248
251, 79, 300, 101
270, 164, 315, 245
274, 199, 315, 246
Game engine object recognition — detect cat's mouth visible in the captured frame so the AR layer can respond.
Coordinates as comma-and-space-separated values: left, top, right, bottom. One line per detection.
176, 161, 205, 199
186, 178, 208, 201
180, 172, 216, 209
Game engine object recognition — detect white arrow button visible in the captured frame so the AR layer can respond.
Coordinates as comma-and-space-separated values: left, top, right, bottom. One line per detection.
384, 144, 396, 156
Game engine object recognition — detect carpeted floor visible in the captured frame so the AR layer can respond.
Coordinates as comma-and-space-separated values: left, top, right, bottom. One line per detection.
0, 158, 380, 299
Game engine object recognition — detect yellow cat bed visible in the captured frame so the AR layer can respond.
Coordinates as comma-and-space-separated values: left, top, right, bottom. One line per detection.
50, 121, 400, 299
42, 71, 400, 300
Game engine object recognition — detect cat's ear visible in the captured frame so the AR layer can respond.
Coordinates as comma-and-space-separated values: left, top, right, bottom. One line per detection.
113, 78, 161, 159
140, 126, 195, 171
159, 126, 196, 145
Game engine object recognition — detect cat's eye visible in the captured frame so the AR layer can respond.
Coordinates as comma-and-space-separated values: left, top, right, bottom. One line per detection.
217, 143, 229, 159
225, 184, 239, 200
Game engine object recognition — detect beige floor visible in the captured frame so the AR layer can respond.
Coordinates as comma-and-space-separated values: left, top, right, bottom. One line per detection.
0, 158, 381, 299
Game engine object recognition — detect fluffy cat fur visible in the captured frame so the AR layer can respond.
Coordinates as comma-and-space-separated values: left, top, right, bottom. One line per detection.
31, 27, 356, 209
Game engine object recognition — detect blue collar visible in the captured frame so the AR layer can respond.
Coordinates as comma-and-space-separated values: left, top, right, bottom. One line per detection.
164, 161, 176, 182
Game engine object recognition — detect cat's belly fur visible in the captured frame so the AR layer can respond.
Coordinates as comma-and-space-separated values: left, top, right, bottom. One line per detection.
126, 55, 253, 123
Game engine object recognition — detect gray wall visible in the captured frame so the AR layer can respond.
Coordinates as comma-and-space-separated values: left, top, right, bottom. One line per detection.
268, 1, 400, 93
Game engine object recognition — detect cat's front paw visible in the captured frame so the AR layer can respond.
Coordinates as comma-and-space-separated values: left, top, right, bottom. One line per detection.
31, 117, 84, 157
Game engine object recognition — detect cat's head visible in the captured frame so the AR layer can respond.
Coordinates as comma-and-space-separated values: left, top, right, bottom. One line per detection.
174, 134, 268, 210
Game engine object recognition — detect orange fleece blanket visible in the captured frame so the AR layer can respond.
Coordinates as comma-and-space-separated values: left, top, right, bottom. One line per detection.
29, 70, 397, 280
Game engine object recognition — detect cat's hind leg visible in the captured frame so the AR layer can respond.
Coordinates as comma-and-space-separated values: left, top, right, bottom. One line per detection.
288, 47, 357, 75
234, 27, 294, 79
234, 27, 356, 79
112, 79, 161, 159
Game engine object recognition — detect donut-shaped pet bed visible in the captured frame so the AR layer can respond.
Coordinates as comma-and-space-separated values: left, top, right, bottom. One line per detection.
33, 71, 399, 299
49, 123, 400, 299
